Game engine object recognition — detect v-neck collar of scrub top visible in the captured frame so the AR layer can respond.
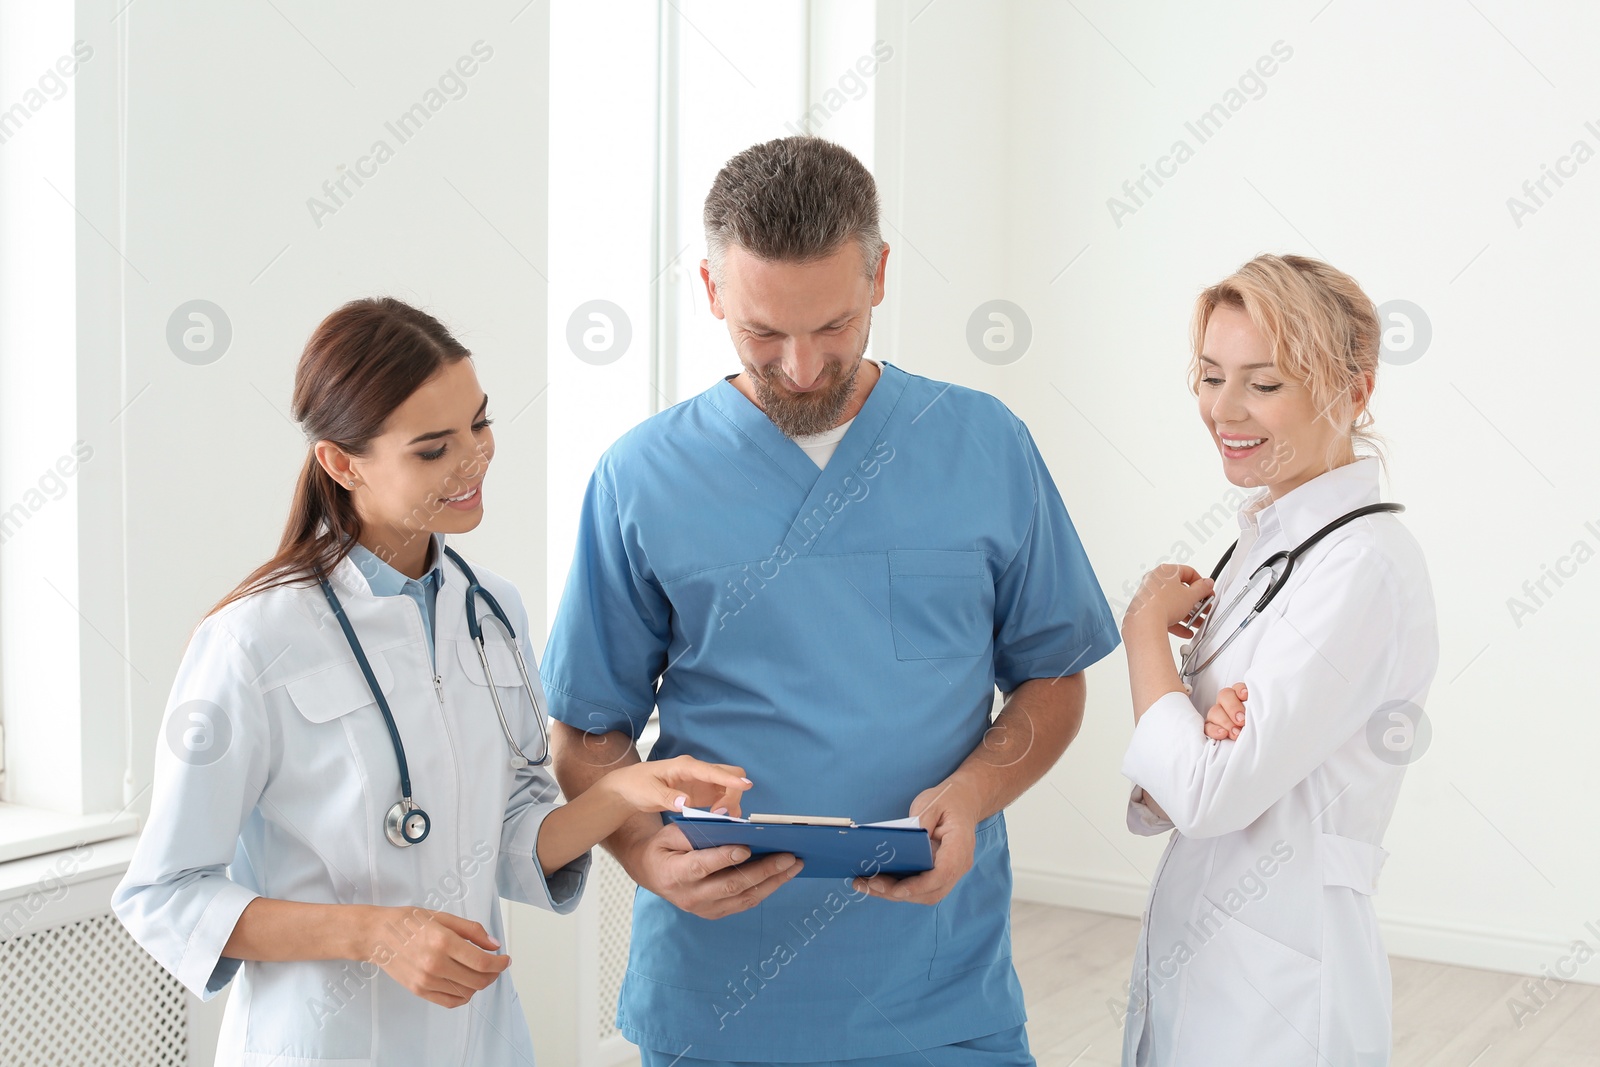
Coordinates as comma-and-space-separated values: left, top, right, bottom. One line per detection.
1233, 456, 1382, 561
705, 358, 906, 494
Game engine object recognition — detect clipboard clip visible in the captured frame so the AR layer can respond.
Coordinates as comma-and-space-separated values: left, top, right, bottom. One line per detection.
748, 812, 855, 827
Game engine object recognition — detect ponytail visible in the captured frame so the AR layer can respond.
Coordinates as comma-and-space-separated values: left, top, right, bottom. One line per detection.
205, 453, 362, 617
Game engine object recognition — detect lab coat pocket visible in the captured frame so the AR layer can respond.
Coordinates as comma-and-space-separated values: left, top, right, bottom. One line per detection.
454, 637, 544, 762
454, 634, 527, 691
887, 549, 993, 661
279, 657, 398, 878
240, 1053, 371, 1067
240, 959, 374, 1066
1194, 899, 1322, 1065
283, 654, 395, 724
929, 813, 1012, 979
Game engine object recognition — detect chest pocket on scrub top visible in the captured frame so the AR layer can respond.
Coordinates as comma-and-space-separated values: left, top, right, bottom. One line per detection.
886, 549, 993, 661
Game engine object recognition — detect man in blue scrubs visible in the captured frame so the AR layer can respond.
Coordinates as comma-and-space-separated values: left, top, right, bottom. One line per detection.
543, 137, 1119, 1065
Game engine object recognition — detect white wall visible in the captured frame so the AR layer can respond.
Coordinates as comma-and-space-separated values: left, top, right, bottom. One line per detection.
876, 0, 1600, 983
871, 0, 1010, 397
115, 0, 551, 677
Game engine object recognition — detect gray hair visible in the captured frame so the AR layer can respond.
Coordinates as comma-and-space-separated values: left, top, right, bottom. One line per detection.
703, 137, 883, 285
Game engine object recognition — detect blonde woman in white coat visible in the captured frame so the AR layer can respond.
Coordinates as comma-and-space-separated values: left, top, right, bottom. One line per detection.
1117, 255, 1439, 1066
115, 298, 753, 1067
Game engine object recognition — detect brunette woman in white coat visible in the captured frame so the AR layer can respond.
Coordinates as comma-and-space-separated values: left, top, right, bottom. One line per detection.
1117, 255, 1439, 1066
115, 298, 753, 1066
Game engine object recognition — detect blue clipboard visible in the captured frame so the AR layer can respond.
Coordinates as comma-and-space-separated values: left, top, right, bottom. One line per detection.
667, 813, 933, 879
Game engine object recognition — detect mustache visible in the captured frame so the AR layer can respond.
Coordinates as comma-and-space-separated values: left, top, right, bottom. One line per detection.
758, 361, 843, 393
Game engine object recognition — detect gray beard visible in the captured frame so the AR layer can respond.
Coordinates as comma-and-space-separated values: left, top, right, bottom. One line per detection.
748, 317, 872, 438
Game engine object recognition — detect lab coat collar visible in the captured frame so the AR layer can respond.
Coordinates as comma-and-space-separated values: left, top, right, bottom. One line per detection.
1237, 456, 1382, 548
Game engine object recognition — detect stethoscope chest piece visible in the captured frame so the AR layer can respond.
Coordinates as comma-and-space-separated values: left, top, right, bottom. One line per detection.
385, 799, 431, 847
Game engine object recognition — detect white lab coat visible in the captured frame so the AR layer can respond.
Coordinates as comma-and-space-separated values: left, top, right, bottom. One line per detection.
1119, 458, 1438, 1067
113, 543, 589, 1067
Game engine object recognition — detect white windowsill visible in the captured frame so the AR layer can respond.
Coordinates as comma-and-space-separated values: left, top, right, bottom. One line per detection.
0, 802, 140, 866
0, 829, 140, 942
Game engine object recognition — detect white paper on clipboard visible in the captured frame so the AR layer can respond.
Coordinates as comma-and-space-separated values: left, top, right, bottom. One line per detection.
676, 806, 924, 830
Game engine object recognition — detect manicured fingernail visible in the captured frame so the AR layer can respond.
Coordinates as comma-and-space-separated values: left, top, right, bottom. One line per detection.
713, 807, 728, 815
740, 777, 752, 785
673, 795, 686, 809
895, 887, 911, 899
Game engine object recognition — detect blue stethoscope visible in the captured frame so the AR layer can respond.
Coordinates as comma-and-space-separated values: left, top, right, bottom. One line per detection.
318, 545, 550, 847
1177, 502, 1404, 692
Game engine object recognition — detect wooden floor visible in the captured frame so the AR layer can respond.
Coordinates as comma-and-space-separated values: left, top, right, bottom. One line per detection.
1012, 900, 1600, 1066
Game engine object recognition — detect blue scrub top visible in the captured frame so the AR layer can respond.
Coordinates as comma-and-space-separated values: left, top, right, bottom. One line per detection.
347, 532, 445, 668
542, 362, 1119, 1061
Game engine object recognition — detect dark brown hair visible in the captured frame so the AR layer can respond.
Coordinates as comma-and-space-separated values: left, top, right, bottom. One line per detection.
207, 297, 470, 618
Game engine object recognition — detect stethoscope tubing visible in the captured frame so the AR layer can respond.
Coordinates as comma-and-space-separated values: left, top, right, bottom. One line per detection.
318, 576, 417, 803
1179, 502, 1405, 684
446, 545, 551, 770
316, 544, 551, 848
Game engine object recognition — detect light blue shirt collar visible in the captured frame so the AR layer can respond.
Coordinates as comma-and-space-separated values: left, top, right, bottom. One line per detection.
347, 532, 447, 596
344, 533, 447, 669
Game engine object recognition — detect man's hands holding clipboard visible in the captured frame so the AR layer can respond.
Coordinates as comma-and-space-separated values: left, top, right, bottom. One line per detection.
850, 777, 981, 906
609, 762, 977, 916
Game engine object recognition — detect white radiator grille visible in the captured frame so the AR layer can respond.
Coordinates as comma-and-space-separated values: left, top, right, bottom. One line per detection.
594, 849, 635, 1042
0, 911, 188, 1067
